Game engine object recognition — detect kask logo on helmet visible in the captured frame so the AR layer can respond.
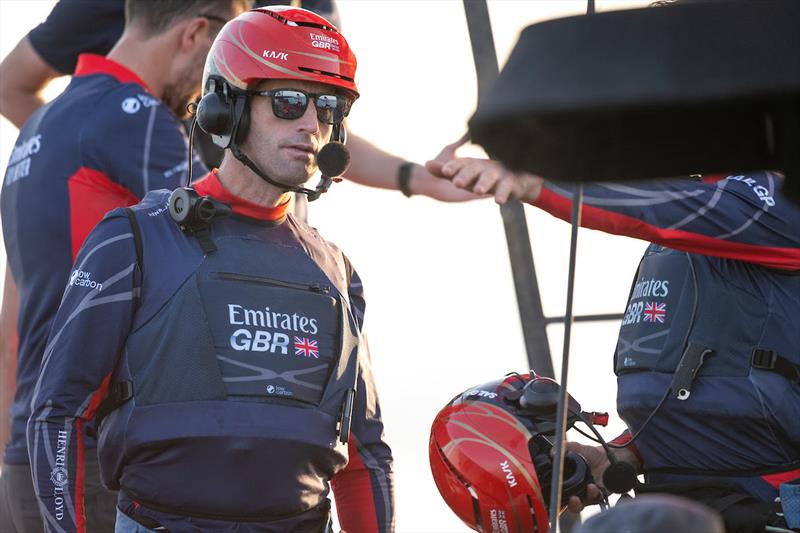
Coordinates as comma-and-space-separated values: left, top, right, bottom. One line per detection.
262, 50, 289, 61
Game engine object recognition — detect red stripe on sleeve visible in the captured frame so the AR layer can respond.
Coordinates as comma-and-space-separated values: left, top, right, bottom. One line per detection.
532, 187, 800, 271
74, 372, 113, 533
74, 418, 87, 533
331, 433, 380, 533
610, 429, 644, 466
68, 167, 139, 261
762, 467, 800, 489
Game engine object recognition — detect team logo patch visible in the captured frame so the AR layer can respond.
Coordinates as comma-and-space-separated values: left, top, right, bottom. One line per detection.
643, 302, 667, 323
50, 466, 68, 487
121, 97, 141, 114
294, 337, 319, 358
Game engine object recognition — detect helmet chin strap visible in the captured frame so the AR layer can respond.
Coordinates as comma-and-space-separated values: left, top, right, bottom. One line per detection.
228, 122, 345, 202
229, 142, 318, 197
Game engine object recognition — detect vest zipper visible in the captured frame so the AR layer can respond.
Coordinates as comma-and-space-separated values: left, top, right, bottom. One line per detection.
215, 272, 330, 294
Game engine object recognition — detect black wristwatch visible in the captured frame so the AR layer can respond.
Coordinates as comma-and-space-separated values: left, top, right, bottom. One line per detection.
397, 161, 417, 198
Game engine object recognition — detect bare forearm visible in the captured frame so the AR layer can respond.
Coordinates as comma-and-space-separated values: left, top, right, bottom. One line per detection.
345, 133, 482, 202
344, 133, 404, 190
0, 36, 60, 128
0, 268, 19, 463
0, 92, 47, 129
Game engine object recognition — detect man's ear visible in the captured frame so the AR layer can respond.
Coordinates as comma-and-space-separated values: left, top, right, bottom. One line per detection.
180, 17, 211, 51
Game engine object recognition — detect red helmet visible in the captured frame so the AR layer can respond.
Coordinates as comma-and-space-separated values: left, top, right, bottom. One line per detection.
429, 373, 592, 533
202, 6, 358, 99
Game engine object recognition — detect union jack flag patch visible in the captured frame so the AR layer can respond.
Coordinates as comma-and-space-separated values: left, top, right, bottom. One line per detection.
294, 336, 319, 358
643, 302, 666, 323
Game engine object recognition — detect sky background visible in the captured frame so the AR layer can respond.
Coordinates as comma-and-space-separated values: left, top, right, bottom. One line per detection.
0, 1, 651, 531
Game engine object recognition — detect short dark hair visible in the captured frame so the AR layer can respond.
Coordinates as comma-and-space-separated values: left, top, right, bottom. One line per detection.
125, 0, 250, 36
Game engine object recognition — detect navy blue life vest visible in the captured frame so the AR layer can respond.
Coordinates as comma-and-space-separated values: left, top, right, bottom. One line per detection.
96, 191, 363, 519
614, 244, 800, 496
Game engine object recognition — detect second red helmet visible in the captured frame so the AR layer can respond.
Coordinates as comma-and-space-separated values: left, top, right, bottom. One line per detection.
429, 373, 593, 533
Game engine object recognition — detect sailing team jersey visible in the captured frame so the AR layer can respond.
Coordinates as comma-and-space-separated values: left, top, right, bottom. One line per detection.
531, 171, 800, 500
27, 172, 394, 533
1, 54, 205, 465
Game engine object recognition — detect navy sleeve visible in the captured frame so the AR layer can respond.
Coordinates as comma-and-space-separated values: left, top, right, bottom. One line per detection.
532, 172, 800, 270
27, 211, 139, 533
81, 89, 207, 198
28, 0, 125, 74
330, 266, 395, 533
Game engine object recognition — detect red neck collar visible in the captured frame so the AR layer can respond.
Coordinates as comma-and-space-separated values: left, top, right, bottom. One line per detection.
74, 54, 150, 92
193, 171, 290, 222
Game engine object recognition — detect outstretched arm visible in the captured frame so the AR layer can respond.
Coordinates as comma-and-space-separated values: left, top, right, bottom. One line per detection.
345, 133, 481, 202
433, 154, 800, 270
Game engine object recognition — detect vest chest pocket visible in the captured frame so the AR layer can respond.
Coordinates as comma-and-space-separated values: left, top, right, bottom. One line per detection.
200, 271, 342, 406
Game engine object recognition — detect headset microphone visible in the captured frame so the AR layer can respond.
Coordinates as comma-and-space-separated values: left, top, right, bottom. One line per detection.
602, 459, 638, 494
317, 141, 351, 177
307, 141, 351, 201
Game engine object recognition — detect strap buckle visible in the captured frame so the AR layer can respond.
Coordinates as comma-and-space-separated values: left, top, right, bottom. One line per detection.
111, 381, 134, 402
752, 348, 778, 370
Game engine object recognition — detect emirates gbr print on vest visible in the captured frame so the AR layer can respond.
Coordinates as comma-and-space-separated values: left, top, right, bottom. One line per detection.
615, 245, 694, 373
202, 270, 341, 405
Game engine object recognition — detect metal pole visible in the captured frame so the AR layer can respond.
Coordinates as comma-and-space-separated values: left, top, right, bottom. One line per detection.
462, 0, 555, 378
547, 185, 583, 531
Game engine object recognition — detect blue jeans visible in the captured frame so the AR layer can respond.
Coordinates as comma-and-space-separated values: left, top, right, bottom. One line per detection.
115, 509, 157, 533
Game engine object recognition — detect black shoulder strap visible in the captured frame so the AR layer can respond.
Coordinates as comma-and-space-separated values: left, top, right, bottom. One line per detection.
752, 348, 800, 386
86, 209, 143, 437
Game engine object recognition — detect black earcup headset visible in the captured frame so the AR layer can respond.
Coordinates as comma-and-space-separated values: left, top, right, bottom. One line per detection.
195, 78, 250, 149
532, 450, 592, 505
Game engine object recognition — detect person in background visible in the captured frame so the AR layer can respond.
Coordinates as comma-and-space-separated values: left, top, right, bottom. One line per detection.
575, 494, 724, 533
435, 148, 800, 531
0, 1, 247, 531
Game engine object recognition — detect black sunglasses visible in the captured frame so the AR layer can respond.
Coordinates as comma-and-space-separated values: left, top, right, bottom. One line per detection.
250, 89, 352, 125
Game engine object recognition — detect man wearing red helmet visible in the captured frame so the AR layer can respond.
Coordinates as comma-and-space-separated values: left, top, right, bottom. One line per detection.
27, 7, 394, 533
436, 155, 800, 529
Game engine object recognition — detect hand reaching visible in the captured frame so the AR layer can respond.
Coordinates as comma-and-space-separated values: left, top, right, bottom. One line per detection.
426, 135, 544, 204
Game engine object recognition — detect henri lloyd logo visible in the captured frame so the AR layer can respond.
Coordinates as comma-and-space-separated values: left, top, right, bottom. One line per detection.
228, 303, 319, 357
309, 32, 340, 52
51, 430, 69, 521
